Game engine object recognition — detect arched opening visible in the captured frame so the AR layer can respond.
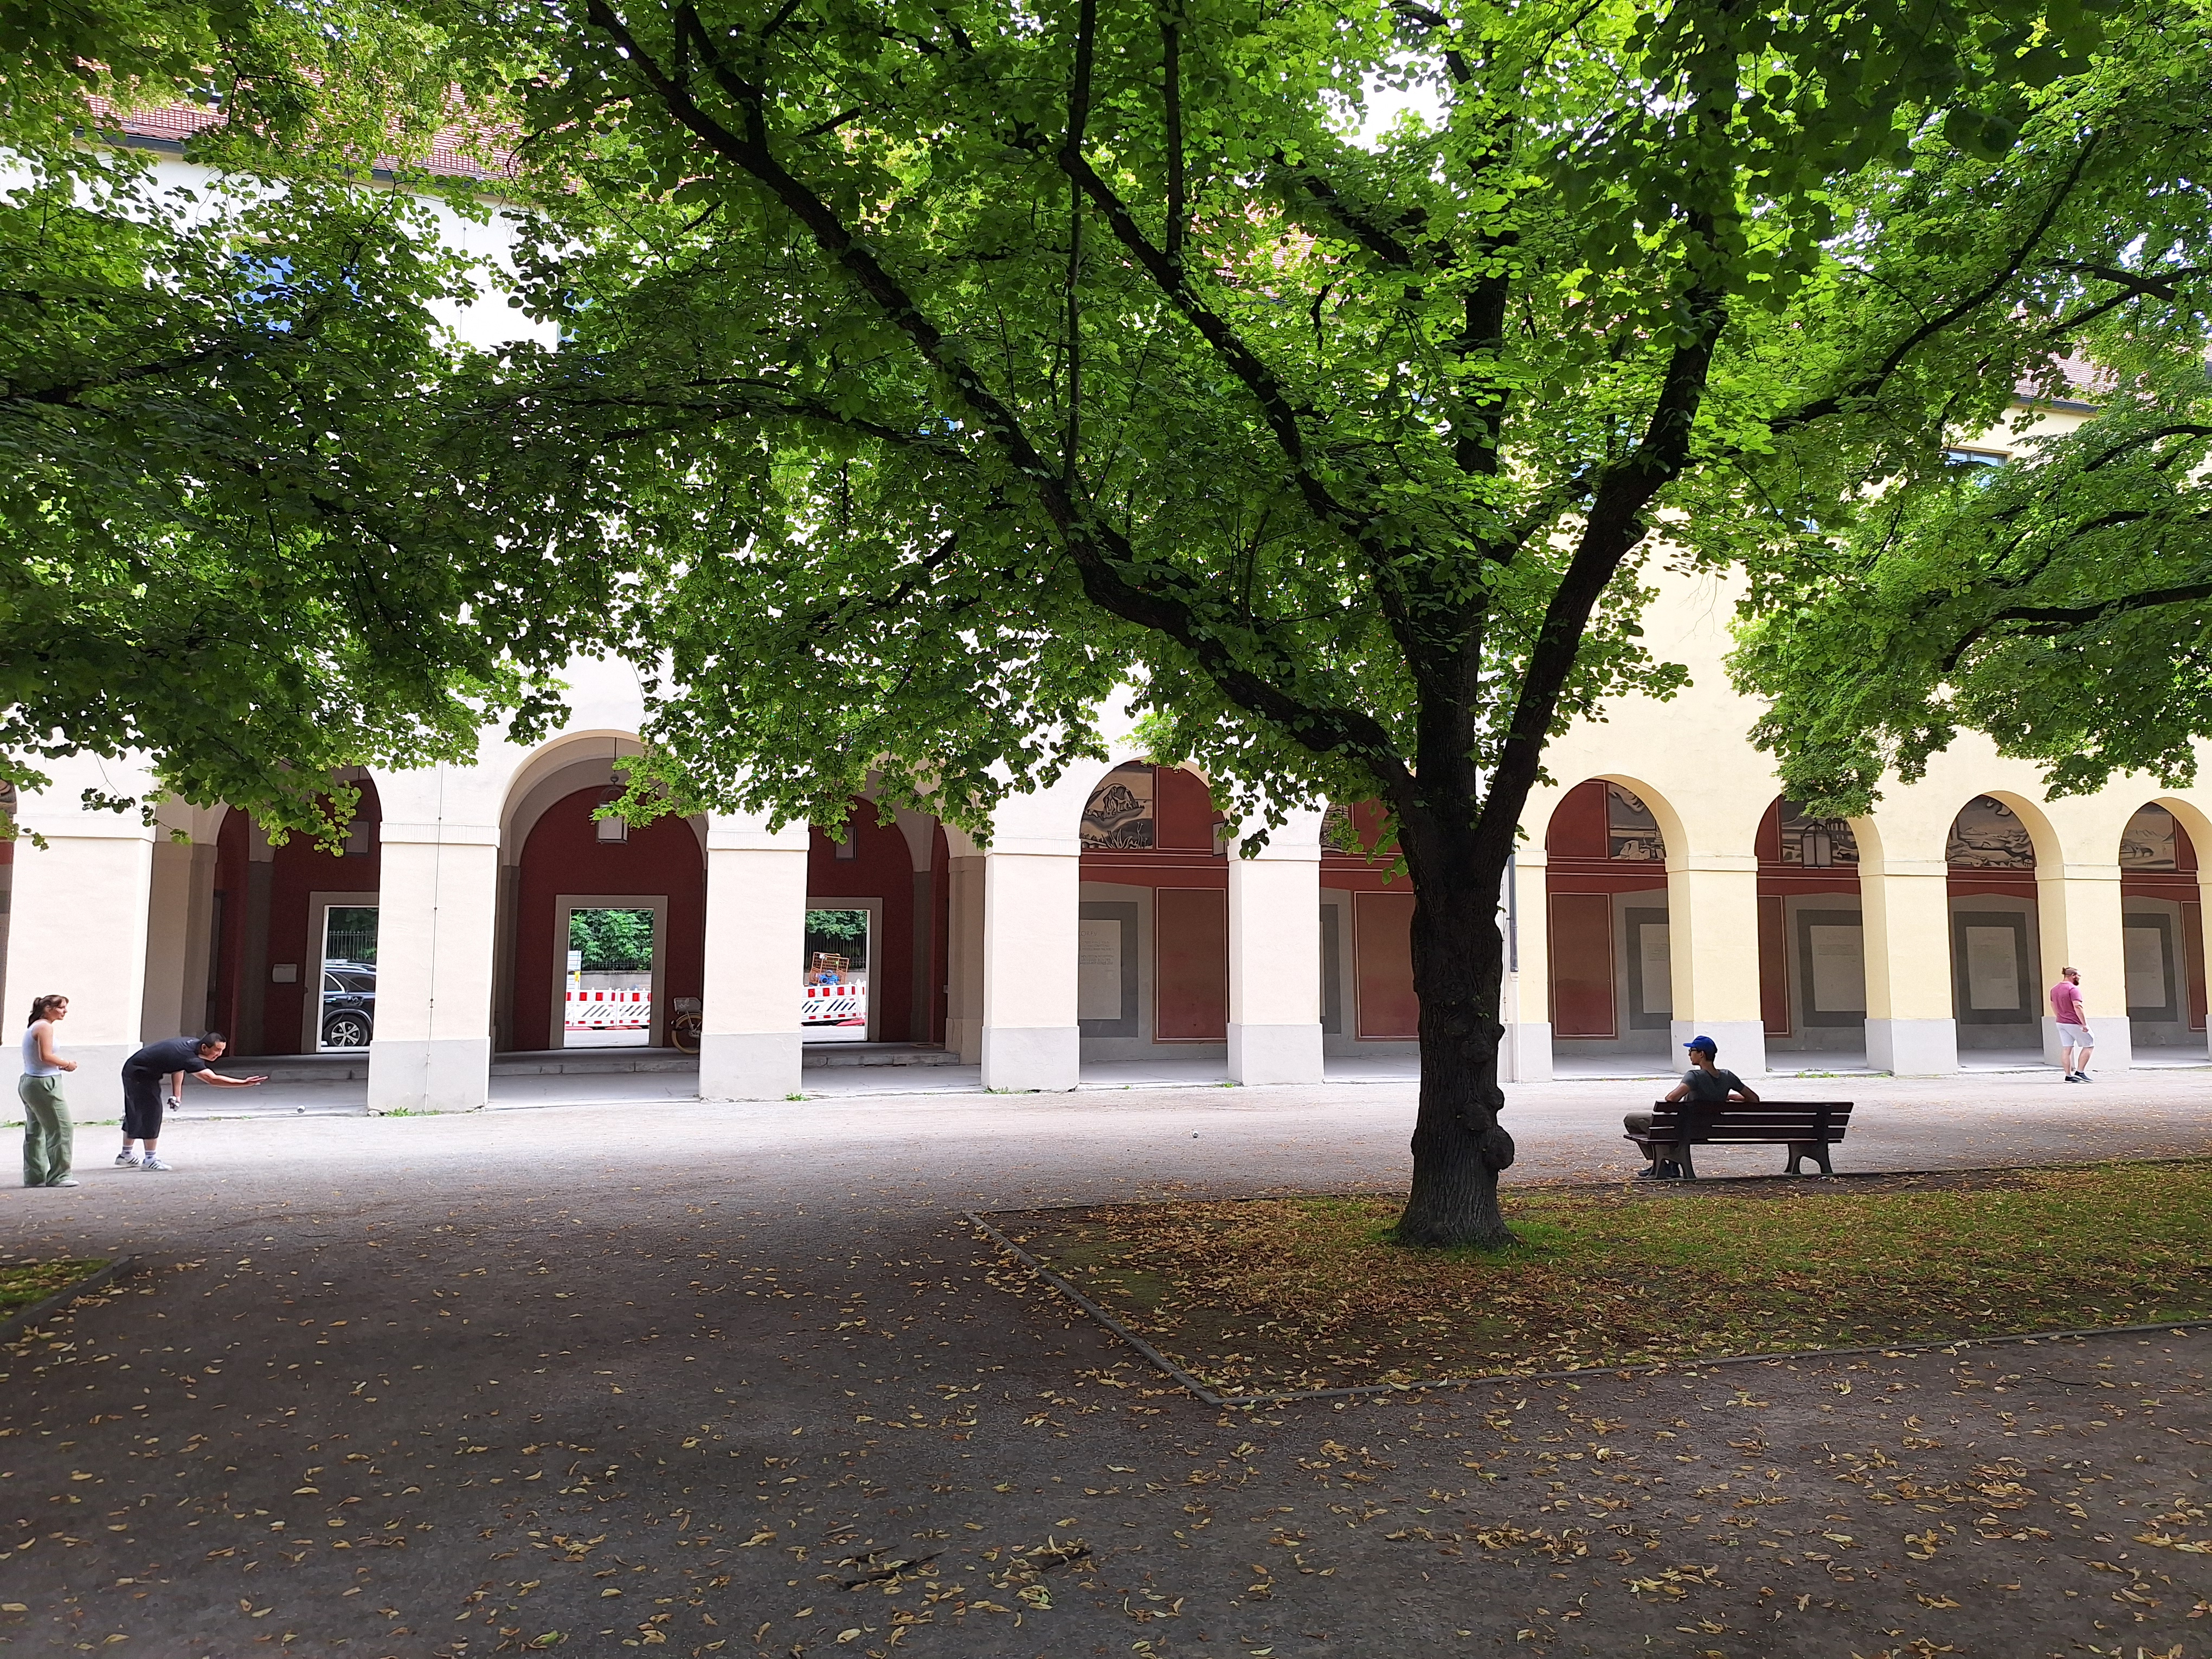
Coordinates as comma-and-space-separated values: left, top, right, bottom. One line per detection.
494, 738, 703, 1055
208, 777, 383, 1058
1316, 800, 1418, 1055
1754, 798, 1868, 1062
805, 799, 949, 1050
1077, 761, 1231, 1070
1546, 780, 1672, 1071
1946, 793, 2045, 1064
504, 783, 704, 1052
2118, 802, 2209, 1062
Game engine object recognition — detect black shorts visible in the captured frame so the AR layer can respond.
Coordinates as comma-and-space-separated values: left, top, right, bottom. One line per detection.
121, 1073, 166, 1141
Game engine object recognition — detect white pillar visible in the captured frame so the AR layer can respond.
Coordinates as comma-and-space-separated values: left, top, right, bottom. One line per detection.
1860, 854, 1959, 1074
943, 831, 985, 1064
979, 848, 1080, 1090
367, 786, 499, 1114
1667, 854, 1768, 1076
3, 763, 158, 1118
699, 814, 810, 1100
1504, 852, 1553, 1081
1227, 809, 1324, 1084
2039, 861, 2132, 1070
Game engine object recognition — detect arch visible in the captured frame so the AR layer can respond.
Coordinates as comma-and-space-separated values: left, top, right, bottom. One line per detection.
805, 796, 943, 1045
1542, 776, 1683, 1062
1076, 761, 1230, 1052
504, 780, 705, 1053
1947, 790, 2057, 871
1752, 795, 1868, 1056
499, 729, 658, 857
2117, 798, 2209, 1048
201, 775, 385, 1056
1945, 790, 2053, 1056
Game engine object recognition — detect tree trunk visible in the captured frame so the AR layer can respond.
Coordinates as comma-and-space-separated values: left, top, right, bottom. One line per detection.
1393, 860, 1518, 1248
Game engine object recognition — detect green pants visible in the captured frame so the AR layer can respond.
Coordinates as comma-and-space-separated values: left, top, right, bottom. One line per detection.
17, 1074, 72, 1187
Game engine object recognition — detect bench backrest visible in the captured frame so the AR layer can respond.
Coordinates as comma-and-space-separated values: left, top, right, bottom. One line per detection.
1645, 1100, 1854, 1143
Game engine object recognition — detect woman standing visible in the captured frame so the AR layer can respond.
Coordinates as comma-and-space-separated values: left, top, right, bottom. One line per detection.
20, 993, 78, 1188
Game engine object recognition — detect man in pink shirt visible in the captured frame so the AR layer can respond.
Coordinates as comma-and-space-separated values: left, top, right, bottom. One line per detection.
2050, 967, 2094, 1082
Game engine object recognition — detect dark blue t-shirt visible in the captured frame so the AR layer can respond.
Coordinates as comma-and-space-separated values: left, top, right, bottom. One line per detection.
123, 1037, 213, 1079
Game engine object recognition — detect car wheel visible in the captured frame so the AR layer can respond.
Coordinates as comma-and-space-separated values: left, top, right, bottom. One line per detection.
323, 1012, 372, 1048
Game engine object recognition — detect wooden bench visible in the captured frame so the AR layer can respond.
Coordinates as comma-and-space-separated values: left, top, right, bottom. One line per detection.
1625, 1101, 1854, 1180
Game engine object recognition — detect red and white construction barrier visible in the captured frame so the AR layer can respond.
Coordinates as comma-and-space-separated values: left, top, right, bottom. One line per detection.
802, 983, 867, 1027
565, 988, 652, 1031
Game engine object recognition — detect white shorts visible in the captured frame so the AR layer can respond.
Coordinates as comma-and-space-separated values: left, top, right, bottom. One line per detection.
2057, 1022, 2094, 1047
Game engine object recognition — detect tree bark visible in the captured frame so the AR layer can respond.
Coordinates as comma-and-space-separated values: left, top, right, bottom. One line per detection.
1393, 857, 1517, 1248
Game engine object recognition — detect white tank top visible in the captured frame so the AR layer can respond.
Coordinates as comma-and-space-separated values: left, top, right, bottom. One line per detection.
21, 1021, 61, 1078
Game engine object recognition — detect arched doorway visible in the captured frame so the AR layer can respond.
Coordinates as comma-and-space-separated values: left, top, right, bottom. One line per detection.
1314, 800, 1418, 1054
207, 777, 383, 1056
2118, 802, 2209, 1060
805, 799, 948, 1048
1077, 762, 1230, 1062
1546, 780, 1671, 1067
502, 777, 705, 1053
1754, 798, 1868, 1060
1946, 794, 2045, 1062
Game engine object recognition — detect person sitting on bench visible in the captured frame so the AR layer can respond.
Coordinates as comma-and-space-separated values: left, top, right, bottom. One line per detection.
1626, 1034, 1760, 1180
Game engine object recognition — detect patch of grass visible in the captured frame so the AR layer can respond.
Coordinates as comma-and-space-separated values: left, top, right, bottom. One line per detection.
999, 1161, 2212, 1393
0, 1259, 112, 1314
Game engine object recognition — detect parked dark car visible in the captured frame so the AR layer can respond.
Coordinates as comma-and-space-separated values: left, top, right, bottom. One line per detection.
320, 961, 376, 1047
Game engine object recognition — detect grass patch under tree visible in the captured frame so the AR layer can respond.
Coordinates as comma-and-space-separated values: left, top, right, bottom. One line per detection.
996, 1161, 2212, 1394
1, 1259, 113, 1317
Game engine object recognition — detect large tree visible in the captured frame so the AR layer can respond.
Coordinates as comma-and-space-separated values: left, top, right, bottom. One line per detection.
0, 0, 616, 839
446, 0, 2209, 1243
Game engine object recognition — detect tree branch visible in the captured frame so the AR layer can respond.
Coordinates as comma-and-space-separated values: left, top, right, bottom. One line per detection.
1772, 133, 2100, 438
577, 0, 1414, 786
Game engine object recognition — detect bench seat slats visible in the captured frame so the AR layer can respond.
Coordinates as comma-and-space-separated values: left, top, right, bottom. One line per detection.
1623, 1099, 1855, 1178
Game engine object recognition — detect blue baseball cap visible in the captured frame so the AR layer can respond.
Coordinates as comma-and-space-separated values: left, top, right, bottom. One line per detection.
1683, 1034, 1718, 1053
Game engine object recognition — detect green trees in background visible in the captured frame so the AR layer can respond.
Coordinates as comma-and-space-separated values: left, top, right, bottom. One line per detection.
570, 908, 654, 972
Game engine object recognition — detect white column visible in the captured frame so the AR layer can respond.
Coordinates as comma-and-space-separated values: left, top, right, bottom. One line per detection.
367, 785, 499, 1114
1860, 854, 1958, 1075
2039, 861, 2132, 1070
1666, 854, 1768, 1076
1227, 808, 1324, 1084
699, 814, 811, 1101
979, 848, 1081, 1090
1504, 852, 1552, 1081
943, 829, 985, 1064
3, 762, 158, 1118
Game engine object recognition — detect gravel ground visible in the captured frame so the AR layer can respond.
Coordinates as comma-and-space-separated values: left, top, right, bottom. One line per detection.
3, 1073, 2211, 1658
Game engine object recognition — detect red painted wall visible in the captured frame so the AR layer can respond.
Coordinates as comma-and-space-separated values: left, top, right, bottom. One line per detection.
255, 781, 384, 1054
1547, 891, 1616, 1038
1354, 890, 1419, 1039
1155, 886, 1228, 1040
807, 803, 921, 1044
210, 809, 251, 1043
509, 789, 705, 1052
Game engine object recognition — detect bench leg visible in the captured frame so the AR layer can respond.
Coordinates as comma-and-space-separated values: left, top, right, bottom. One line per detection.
1785, 1140, 1834, 1175
1675, 1144, 1696, 1180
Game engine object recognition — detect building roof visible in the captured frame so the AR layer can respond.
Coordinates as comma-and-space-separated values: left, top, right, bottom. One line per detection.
89, 96, 516, 182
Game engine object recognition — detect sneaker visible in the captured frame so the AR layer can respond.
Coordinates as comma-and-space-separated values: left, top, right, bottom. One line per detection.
114, 1150, 139, 1167
2076, 1071, 2092, 1082
48, 1176, 79, 1187
139, 1157, 173, 1172
2063, 1072, 2084, 1082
